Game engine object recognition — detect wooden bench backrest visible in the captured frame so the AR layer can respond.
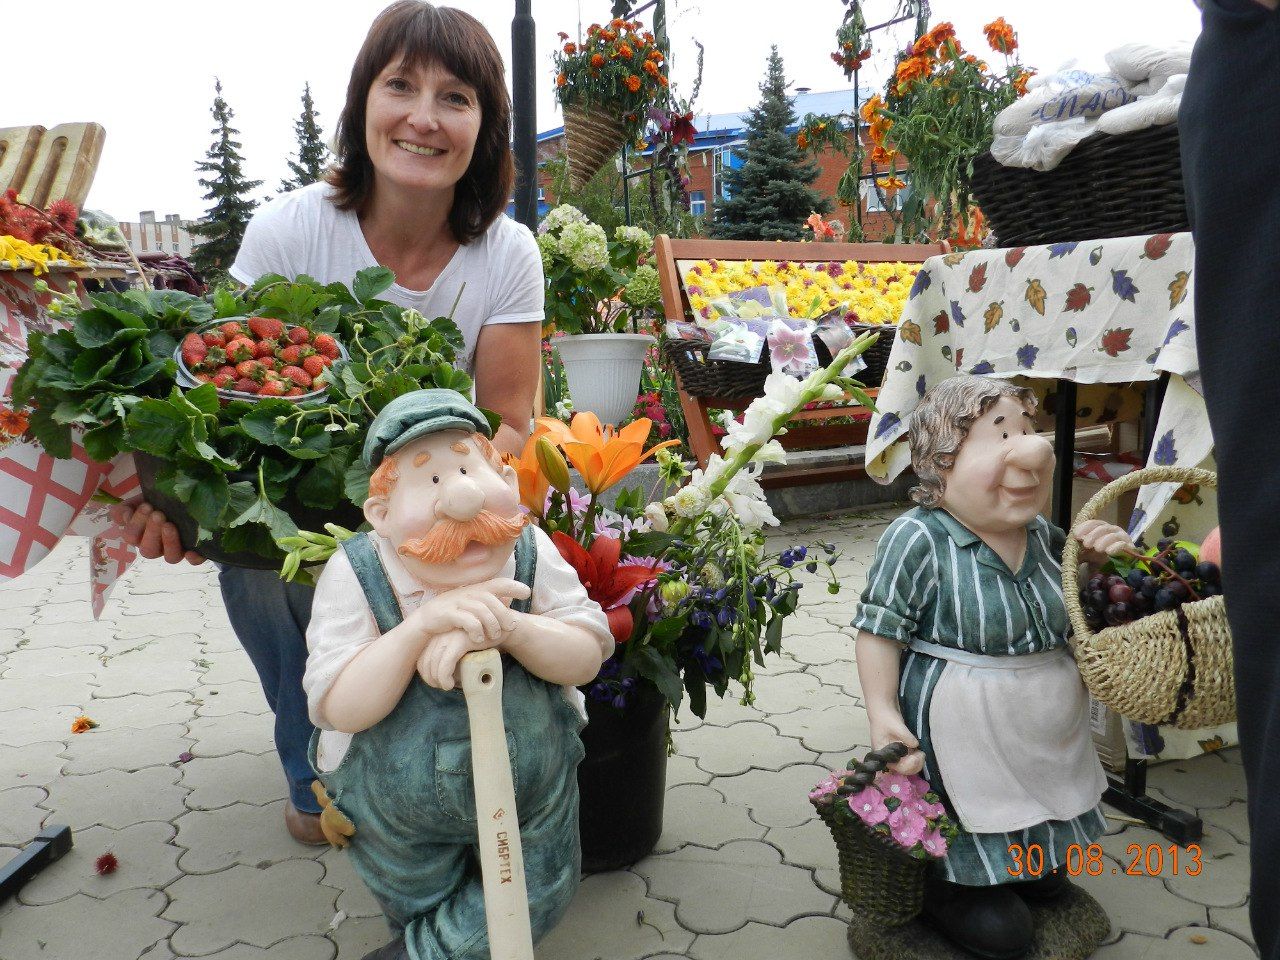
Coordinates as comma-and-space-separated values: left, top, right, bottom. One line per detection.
0, 123, 106, 209
653, 235, 948, 327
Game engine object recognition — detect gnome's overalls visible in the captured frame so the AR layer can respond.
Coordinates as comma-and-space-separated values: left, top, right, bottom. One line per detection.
309, 527, 585, 960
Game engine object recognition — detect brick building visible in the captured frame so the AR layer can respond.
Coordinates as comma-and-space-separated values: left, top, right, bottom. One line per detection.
532, 86, 908, 238
116, 211, 197, 258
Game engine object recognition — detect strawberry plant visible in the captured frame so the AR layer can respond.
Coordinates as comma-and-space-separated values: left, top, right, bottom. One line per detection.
14, 267, 478, 563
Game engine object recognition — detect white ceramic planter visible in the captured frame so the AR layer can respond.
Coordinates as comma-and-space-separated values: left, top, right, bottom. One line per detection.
553, 333, 654, 426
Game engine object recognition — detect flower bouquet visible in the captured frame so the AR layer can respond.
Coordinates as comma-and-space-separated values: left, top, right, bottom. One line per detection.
12, 267, 474, 568
552, 17, 669, 188
809, 742, 958, 926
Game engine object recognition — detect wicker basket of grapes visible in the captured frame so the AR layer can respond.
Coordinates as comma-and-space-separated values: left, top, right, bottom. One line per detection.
1062, 465, 1234, 730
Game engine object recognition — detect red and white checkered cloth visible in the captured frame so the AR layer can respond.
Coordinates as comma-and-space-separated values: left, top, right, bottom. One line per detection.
0, 269, 139, 616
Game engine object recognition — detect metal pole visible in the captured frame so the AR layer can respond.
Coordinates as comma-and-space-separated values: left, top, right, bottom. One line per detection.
512, 0, 537, 229
622, 144, 631, 226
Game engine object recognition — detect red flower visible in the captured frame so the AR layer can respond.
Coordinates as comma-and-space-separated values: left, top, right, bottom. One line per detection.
670, 112, 697, 145
551, 532, 661, 644
95, 852, 119, 875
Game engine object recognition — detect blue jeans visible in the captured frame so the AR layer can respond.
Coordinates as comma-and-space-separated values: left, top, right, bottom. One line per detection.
217, 566, 321, 814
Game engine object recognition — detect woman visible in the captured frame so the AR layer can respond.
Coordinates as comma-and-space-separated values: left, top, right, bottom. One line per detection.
115, 1, 541, 847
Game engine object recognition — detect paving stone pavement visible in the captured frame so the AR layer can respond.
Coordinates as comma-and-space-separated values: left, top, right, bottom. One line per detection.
0, 510, 1256, 959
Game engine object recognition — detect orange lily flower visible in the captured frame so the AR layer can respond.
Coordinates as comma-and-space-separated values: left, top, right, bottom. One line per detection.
535, 412, 680, 496
504, 424, 553, 518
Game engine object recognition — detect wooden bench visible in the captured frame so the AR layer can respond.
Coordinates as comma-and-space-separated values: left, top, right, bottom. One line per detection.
653, 235, 947, 488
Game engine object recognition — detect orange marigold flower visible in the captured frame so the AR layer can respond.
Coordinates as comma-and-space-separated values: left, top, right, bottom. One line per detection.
894, 55, 931, 90
877, 175, 907, 197
1013, 68, 1034, 97
984, 17, 1017, 54
796, 130, 809, 149
617, 44, 634, 59
642, 59, 659, 76
869, 144, 897, 165
859, 94, 885, 124
601, 29, 617, 41
913, 21, 954, 56
556, 72, 567, 87
563, 42, 577, 54
590, 53, 606, 69
659, 75, 669, 87
71, 715, 98, 734
0, 408, 29, 436
643, 31, 655, 42
610, 17, 625, 28
624, 74, 642, 93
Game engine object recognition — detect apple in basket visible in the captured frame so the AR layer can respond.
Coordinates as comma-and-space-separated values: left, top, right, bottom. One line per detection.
175, 316, 345, 401
1200, 526, 1222, 567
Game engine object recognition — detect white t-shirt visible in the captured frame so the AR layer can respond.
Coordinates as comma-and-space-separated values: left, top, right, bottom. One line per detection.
229, 181, 543, 374
303, 526, 613, 772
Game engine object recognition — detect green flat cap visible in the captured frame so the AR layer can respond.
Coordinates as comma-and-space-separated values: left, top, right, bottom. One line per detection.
363, 389, 492, 469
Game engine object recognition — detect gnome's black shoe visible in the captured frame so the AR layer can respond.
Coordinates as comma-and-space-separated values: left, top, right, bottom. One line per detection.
923, 871, 1034, 960
360, 937, 410, 960
1012, 867, 1071, 903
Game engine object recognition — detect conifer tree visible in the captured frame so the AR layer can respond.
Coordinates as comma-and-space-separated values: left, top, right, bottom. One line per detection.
190, 78, 262, 282
280, 82, 329, 192
711, 47, 830, 240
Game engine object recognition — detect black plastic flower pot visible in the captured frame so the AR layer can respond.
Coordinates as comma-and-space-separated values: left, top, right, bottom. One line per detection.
577, 677, 669, 872
133, 452, 364, 570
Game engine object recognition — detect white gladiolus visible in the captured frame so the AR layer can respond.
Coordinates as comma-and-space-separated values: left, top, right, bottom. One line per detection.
644, 502, 670, 532
820, 383, 847, 402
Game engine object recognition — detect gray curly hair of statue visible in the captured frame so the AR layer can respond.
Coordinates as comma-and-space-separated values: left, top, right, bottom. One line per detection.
908, 377, 1038, 508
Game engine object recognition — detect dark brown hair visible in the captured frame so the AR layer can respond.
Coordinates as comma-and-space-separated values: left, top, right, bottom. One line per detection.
326, 1, 515, 244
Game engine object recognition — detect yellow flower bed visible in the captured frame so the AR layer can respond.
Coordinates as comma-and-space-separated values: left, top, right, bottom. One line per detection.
681, 258, 919, 327
0, 236, 85, 275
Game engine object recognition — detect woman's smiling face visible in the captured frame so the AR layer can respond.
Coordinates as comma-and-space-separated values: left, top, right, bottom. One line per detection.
364, 57, 481, 198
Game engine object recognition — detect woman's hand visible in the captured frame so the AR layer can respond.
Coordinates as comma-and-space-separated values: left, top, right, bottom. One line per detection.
867, 705, 925, 776
109, 501, 204, 565
1073, 519, 1134, 565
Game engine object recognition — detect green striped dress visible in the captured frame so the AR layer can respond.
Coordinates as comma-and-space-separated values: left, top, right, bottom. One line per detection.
851, 506, 1107, 887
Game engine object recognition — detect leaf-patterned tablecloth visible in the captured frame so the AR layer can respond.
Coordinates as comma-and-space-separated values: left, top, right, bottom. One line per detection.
865, 232, 1209, 543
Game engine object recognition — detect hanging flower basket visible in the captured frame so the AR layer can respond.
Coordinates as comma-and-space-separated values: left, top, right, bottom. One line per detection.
564, 104, 629, 191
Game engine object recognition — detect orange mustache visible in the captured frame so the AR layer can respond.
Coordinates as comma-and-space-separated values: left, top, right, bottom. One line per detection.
398, 509, 527, 565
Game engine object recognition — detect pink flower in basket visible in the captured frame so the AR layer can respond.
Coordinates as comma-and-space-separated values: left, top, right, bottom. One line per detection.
878, 772, 919, 803
922, 828, 950, 858
847, 786, 890, 825
768, 324, 816, 375
888, 803, 927, 847
808, 773, 845, 802
909, 796, 947, 820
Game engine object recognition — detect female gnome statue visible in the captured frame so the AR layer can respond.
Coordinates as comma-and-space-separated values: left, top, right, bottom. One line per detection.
303, 389, 613, 960
852, 377, 1131, 959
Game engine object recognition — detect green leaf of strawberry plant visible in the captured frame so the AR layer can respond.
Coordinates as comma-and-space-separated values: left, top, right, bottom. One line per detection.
353, 266, 396, 305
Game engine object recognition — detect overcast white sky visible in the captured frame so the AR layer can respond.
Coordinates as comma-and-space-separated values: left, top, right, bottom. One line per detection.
6, 1, 1202, 220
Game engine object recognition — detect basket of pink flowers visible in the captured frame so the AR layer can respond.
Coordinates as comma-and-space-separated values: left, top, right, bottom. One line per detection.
808, 742, 958, 927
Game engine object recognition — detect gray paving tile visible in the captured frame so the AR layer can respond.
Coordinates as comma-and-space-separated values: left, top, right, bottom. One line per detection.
781, 629, 856, 667
182, 751, 287, 810
81, 690, 195, 730
93, 645, 202, 698
175, 800, 326, 873
533, 870, 695, 960
1146, 753, 1247, 811
0, 644, 108, 680
193, 679, 270, 717
672, 720, 803, 777
0, 706, 81, 748
1210, 904, 1256, 949
187, 710, 274, 758
13, 618, 119, 649
635, 839, 838, 935
766, 816, 841, 873
0, 741, 66, 790
1093, 933, 1163, 958
0, 785, 49, 845
16, 821, 182, 906
711, 764, 831, 829
0, 626, 23, 656
1203, 801, 1250, 846
331, 915, 396, 959
177, 937, 338, 960
651, 783, 765, 855
198, 650, 262, 686
163, 860, 337, 954
41, 765, 188, 829
686, 915, 850, 959
1160, 926, 1259, 958
30, 601, 98, 626
319, 847, 384, 920
745, 670, 832, 715
111, 588, 212, 617
0, 672, 97, 711
1166, 822, 1250, 909
766, 700, 870, 754
1075, 861, 1208, 938
665, 752, 712, 787
0, 584, 53, 608
58, 722, 192, 775
0, 888, 174, 960
199, 623, 250, 655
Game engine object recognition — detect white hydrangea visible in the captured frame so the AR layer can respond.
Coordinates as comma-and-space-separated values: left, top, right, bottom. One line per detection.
536, 232, 558, 272
614, 224, 653, 250
538, 203, 588, 235
558, 221, 609, 273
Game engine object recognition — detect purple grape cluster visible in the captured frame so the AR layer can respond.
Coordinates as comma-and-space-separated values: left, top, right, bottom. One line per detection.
1079, 539, 1222, 633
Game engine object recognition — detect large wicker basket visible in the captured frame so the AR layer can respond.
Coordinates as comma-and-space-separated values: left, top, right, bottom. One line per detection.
1062, 465, 1235, 730
660, 337, 770, 400
563, 104, 628, 191
971, 123, 1188, 247
812, 742, 927, 927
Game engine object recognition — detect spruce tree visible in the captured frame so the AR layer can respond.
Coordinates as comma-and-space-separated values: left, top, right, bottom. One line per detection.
190, 78, 262, 282
711, 47, 830, 240
280, 82, 328, 192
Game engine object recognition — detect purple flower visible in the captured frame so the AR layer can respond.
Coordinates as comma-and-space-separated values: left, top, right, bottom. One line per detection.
768, 324, 816, 374
647, 105, 672, 131
848, 786, 890, 825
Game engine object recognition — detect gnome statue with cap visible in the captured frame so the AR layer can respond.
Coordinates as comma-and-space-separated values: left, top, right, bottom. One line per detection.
303, 388, 613, 960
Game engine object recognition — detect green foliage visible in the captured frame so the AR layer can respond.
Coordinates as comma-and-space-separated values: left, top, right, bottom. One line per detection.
711, 47, 830, 241
190, 79, 263, 286
280, 82, 330, 193
14, 269, 473, 565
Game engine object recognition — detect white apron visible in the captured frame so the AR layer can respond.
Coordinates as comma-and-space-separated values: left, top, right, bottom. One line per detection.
916, 638, 1108, 833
